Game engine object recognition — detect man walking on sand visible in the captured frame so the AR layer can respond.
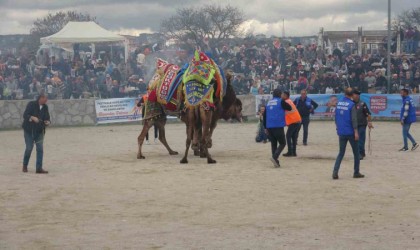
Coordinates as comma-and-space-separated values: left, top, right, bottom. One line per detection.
294, 89, 318, 146
22, 93, 50, 174
399, 89, 418, 152
282, 91, 302, 157
263, 89, 292, 168
332, 88, 364, 180
352, 90, 374, 160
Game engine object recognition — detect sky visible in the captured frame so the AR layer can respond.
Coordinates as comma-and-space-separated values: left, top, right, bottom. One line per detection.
0, 0, 418, 36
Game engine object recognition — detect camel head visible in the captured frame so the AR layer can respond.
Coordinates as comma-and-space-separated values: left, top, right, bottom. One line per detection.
220, 70, 243, 122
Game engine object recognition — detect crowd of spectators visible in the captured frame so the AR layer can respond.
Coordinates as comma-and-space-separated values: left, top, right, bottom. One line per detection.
1, 28, 420, 101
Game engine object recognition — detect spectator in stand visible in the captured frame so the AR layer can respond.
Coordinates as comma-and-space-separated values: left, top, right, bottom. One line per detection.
249, 78, 258, 95
405, 27, 415, 54
376, 71, 387, 93
28, 78, 42, 99
414, 26, 420, 54
358, 73, 368, 93
365, 71, 376, 91
412, 71, 420, 93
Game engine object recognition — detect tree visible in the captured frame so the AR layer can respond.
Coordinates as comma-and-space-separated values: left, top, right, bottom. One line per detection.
160, 5, 244, 46
397, 7, 420, 29
23, 11, 96, 55
30, 11, 96, 37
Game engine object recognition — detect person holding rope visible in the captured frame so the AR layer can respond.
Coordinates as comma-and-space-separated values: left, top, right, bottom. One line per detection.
22, 93, 50, 174
352, 90, 374, 160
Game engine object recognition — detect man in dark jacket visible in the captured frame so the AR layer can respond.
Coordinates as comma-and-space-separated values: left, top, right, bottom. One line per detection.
353, 90, 374, 160
294, 89, 318, 145
22, 93, 50, 174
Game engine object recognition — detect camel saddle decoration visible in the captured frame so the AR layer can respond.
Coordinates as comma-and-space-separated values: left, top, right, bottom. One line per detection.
183, 51, 226, 107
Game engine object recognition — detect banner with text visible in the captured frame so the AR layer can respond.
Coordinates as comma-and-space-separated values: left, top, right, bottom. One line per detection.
255, 94, 420, 119
95, 98, 142, 124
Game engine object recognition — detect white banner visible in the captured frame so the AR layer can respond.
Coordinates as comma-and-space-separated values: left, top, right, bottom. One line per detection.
95, 98, 142, 124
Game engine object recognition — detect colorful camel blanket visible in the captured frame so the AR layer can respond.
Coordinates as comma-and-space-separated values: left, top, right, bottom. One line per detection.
183, 51, 216, 86
157, 64, 180, 104
184, 81, 214, 107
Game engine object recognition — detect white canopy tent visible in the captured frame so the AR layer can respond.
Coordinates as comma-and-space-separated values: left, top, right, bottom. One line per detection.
40, 21, 128, 62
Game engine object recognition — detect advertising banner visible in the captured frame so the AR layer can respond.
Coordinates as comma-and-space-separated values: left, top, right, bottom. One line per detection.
95, 98, 142, 124
255, 94, 420, 119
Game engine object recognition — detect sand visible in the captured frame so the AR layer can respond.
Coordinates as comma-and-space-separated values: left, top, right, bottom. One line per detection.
0, 121, 420, 250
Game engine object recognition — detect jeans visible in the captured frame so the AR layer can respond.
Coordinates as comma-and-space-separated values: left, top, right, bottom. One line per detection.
402, 123, 416, 149
299, 116, 310, 144
333, 135, 360, 174
406, 39, 414, 54
358, 126, 367, 156
286, 123, 301, 154
268, 127, 286, 160
23, 130, 44, 171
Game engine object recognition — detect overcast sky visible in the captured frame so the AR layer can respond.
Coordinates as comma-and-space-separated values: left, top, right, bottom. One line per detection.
0, 0, 418, 36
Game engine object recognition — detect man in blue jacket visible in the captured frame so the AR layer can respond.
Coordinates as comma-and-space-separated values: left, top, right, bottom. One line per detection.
399, 89, 418, 151
263, 89, 292, 168
294, 89, 318, 145
332, 88, 364, 180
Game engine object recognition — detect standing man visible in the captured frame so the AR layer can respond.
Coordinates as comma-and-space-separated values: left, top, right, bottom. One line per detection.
294, 89, 318, 145
399, 89, 418, 151
282, 91, 302, 157
332, 88, 364, 180
352, 90, 374, 160
22, 93, 50, 174
263, 89, 292, 168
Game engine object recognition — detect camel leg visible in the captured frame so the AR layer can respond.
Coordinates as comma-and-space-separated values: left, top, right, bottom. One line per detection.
207, 115, 218, 149
180, 109, 194, 164
193, 128, 201, 156
200, 108, 216, 164
137, 119, 154, 159
157, 119, 178, 155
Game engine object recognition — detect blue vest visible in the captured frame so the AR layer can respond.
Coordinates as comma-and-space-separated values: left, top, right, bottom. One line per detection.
296, 97, 313, 109
400, 96, 417, 124
266, 97, 286, 128
335, 97, 355, 136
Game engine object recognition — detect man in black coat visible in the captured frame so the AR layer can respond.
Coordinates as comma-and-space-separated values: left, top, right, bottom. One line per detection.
22, 93, 50, 174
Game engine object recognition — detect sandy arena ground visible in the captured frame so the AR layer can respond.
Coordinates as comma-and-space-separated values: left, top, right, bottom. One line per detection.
0, 121, 420, 249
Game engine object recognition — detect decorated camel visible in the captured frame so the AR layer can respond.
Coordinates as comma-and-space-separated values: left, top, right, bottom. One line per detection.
136, 51, 242, 163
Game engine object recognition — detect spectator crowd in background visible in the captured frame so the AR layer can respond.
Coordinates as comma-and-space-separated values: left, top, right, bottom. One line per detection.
1, 26, 420, 101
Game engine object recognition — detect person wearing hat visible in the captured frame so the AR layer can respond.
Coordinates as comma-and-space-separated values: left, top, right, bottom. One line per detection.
352, 90, 373, 160
332, 88, 364, 180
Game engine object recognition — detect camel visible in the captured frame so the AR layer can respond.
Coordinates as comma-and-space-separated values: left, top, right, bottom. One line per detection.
179, 51, 242, 164
136, 54, 242, 162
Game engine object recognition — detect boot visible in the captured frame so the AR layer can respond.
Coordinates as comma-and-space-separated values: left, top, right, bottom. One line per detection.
36, 169, 48, 174
22, 166, 28, 173
283, 152, 293, 157
353, 173, 365, 178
